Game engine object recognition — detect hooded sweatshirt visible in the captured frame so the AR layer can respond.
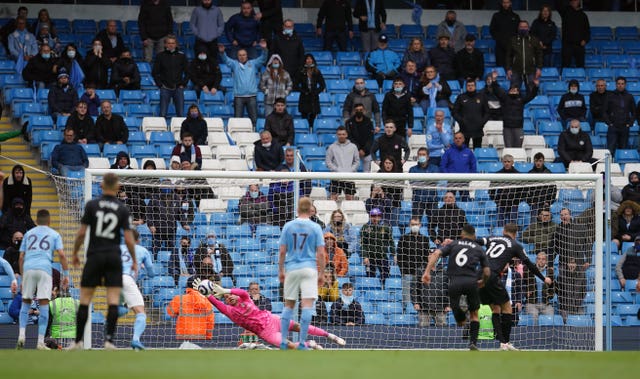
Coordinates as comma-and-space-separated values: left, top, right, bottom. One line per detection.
2, 165, 32, 214
557, 79, 587, 122
323, 232, 348, 277
259, 54, 292, 106
326, 138, 359, 173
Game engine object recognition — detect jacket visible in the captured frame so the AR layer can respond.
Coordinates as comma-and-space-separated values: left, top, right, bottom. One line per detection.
8, 29, 38, 60
187, 58, 222, 91
436, 20, 467, 52
426, 123, 452, 158
396, 232, 430, 276
65, 112, 96, 142
454, 48, 484, 81
603, 89, 636, 128
110, 150, 131, 169
505, 34, 543, 74
253, 139, 284, 171
440, 144, 477, 173
95, 29, 125, 60
147, 195, 192, 235
221, 49, 267, 97
295, 62, 325, 115
138, 0, 173, 40
0, 202, 35, 249
381, 89, 413, 136
489, 7, 520, 48
180, 117, 208, 146
370, 133, 410, 169
559, 4, 590, 44
366, 48, 401, 75
152, 49, 188, 89
330, 297, 364, 325
557, 92, 587, 123
452, 91, 489, 138
326, 139, 359, 173
270, 31, 306, 76
225, 12, 260, 47
2, 166, 32, 214
589, 90, 610, 122
166, 288, 215, 340
557, 129, 593, 164
342, 87, 381, 126
323, 232, 348, 276
95, 114, 128, 144
318, 280, 340, 302
353, 0, 387, 33
49, 296, 79, 339
481, 84, 503, 120
428, 46, 455, 80
239, 190, 272, 225
552, 219, 592, 268
260, 55, 293, 105
264, 110, 294, 146
50, 140, 88, 168
493, 81, 538, 129
428, 203, 466, 243
397, 70, 421, 99
616, 246, 640, 281
316, 0, 353, 32
190, 4, 225, 42
416, 77, 452, 106
614, 200, 640, 241
524, 265, 555, 305
83, 50, 111, 88
622, 172, 640, 204
402, 49, 430, 73
48, 82, 78, 115
22, 54, 56, 85
80, 92, 100, 117
110, 58, 141, 89
530, 17, 557, 52
360, 222, 394, 260
521, 220, 557, 253
171, 143, 203, 169
345, 115, 374, 155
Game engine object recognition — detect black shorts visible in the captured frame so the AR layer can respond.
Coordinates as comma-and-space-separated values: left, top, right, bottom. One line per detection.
449, 277, 481, 312
479, 273, 510, 306
329, 180, 356, 196
81, 251, 123, 288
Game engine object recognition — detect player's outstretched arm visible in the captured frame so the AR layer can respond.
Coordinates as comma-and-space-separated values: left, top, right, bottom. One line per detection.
278, 244, 286, 283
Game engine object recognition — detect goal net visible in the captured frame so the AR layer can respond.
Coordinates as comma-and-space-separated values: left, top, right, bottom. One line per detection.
60, 169, 603, 350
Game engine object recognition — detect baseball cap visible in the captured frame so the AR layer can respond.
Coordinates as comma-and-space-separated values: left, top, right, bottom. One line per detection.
378, 34, 388, 43
370, 208, 382, 216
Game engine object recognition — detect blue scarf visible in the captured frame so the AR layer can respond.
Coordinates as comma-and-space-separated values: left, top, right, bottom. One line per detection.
425, 73, 440, 109
365, 0, 376, 29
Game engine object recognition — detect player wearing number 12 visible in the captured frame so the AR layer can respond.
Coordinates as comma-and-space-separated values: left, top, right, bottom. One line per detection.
69, 173, 136, 350
422, 224, 490, 351
278, 197, 327, 351
17, 209, 69, 350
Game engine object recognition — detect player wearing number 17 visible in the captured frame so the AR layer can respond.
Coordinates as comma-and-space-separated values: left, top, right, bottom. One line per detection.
69, 173, 136, 350
422, 224, 490, 351
278, 197, 327, 350
17, 209, 69, 350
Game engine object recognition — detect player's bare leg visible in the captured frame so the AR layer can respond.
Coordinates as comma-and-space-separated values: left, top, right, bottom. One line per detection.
290, 321, 346, 346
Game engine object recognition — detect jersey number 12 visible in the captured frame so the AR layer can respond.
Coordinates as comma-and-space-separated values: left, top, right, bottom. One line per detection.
95, 210, 118, 239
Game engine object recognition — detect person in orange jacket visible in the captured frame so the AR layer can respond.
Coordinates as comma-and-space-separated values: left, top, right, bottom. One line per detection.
323, 232, 349, 277
166, 276, 215, 340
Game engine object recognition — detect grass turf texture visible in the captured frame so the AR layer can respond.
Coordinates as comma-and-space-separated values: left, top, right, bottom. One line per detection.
1, 350, 634, 379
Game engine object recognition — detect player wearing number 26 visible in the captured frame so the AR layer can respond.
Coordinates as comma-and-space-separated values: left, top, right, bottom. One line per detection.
17, 209, 69, 350
69, 173, 136, 350
278, 197, 326, 350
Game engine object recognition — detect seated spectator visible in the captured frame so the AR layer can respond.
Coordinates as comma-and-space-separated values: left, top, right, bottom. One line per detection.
330, 283, 365, 325
2, 165, 32, 214
440, 131, 477, 173
50, 128, 88, 176
8, 16, 37, 62
556, 119, 596, 169
521, 209, 556, 253
398, 60, 421, 105
616, 235, 640, 289
318, 268, 340, 302
187, 48, 222, 98
382, 77, 414, 138
425, 109, 452, 168
260, 56, 293, 117
370, 121, 410, 171
95, 101, 128, 145
428, 191, 466, 247
35, 23, 61, 56
166, 276, 215, 340
79, 82, 100, 117
324, 209, 356, 256
181, 105, 208, 146
253, 131, 284, 171
110, 48, 141, 95
248, 282, 272, 311
410, 148, 440, 218
0, 7, 29, 53
239, 183, 272, 226
2, 231, 23, 273
83, 39, 111, 89
557, 79, 587, 125
622, 171, 640, 205
197, 232, 235, 286
169, 156, 182, 171
47, 68, 78, 122
95, 19, 125, 62
428, 34, 455, 81
523, 251, 555, 324
528, 152, 551, 173
413, 251, 448, 327
22, 44, 56, 88
364, 184, 393, 225
110, 151, 132, 170
310, 204, 325, 229
365, 34, 401, 88
323, 232, 348, 277
65, 101, 96, 144
264, 97, 294, 146
0, 197, 35, 249
417, 66, 452, 112
402, 37, 429, 74
613, 200, 640, 249
54, 43, 84, 80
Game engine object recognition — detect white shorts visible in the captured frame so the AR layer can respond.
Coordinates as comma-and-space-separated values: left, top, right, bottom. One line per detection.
22, 270, 52, 301
283, 267, 318, 301
121, 275, 144, 308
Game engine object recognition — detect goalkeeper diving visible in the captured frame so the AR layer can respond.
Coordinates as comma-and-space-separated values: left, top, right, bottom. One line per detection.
194, 279, 346, 349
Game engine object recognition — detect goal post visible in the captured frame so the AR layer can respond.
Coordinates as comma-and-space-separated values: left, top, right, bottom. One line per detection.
70, 169, 604, 350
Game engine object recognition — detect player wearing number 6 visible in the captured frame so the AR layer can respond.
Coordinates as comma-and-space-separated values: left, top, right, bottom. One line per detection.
278, 197, 327, 350
69, 173, 136, 350
17, 209, 69, 350
422, 224, 490, 350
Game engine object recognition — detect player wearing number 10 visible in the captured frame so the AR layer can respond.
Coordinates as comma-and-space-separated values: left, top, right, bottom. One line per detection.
422, 224, 490, 351
17, 209, 68, 350
278, 197, 326, 351
69, 173, 136, 350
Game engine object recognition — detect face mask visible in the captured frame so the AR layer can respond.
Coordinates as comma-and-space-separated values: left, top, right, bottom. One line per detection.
283, 29, 293, 36
394, 86, 404, 93
250, 191, 259, 199
14, 240, 22, 248
41, 53, 50, 59
271, 63, 280, 69
569, 88, 578, 94
341, 295, 354, 306
410, 225, 420, 234
446, 19, 455, 26
355, 111, 364, 117
67, 50, 76, 59
181, 202, 189, 211
518, 29, 529, 36
198, 54, 207, 61
417, 156, 427, 164
570, 127, 580, 135
262, 142, 271, 148
355, 84, 365, 91
207, 238, 216, 246
509, 93, 519, 98
335, 221, 343, 226
304, 63, 315, 68
190, 112, 199, 118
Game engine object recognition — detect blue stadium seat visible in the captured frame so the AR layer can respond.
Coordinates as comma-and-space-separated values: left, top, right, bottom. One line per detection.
377, 301, 403, 315
590, 26, 613, 41
244, 251, 270, 265
294, 133, 319, 146
615, 26, 639, 40
149, 131, 175, 146
387, 39, 408, 53
150, 276, 175, 290
366, 313, 387, 325
473, 147, 499, 163
610, 291, 633, 303
103, 144, 128, 159
295, 23, 316, 38
128, 131, 146, 145
518, 314, 535, 326
325, 79, 351, 94
355, 277, 382, 290
140, 76, 157, 90
310, 51, 333, 66
318, 65, 341, 80
206, 105, 234, 118
389, 314, 416, 326
538, 314, 564, 326
343, 66, 368, 80
538, 120, 563, 135
119, 89, 145, 104
310, 160, 329, 172
614, 68, 640, 82
566, 315, 593, 327
72, 19, 96, 34
128, 103, 154, 117
474, 39, 494, 54
124, 116, 141, 131
98, 20, 123, 33
605, 55, 630, 69
129, 144, 157, 158
313, 118, 338, 134
300, 146, 327, 160
615, 149, 640, 163
153, 288, 181, 307
336, 51, 361, 66
399, 24, 424, 38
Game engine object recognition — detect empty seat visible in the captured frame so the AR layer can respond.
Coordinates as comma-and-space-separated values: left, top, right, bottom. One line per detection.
141, 117, 168, 133
500, 148, 527, 162
615, 149, 640, 163
227, 117, 253, 133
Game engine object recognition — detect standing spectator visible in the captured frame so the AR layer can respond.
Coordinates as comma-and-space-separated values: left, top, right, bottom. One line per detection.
83, 39, 111, 89
615, 236, 640, 290
353, 0, 387, 53
190, 0, 225, 64
0, 198, 34, 249
324, 209, 356, 256
552, 207, 592, 292
425, 109, 452, 167
138, 0, 174, 63
47, 69, 78, 123
95, 101, 128, 146
66, 101, 95, 144
342, 78, 381, 128
589, 79, 611, 126
370, 121, 410, 171
613, 201, 640, 249
481, 73, 504, 121
382, 77, 413, 137
95, 20, 125, 63
378, 157, 403, 211
181, 105, 208, 146
398, 60, 422, 104
80, 83, 101, 116
153, 35, 188, 118
418, 66, 452, 112
248, 282, 272, 312
490, 71, 539, 148
110, 49, 141, 95
8, 17, 37, 62
556, 258, 587, 322
557, 79, 587, 124
559, 0, 590, 69
166, 277, 215, 340
366, 34, 401, 88
413, 254, 448, 327
556, 119, 595, 168
253, 131, 284, 171
440, 132, 477, 173
397, 217, 430, 311
489, 0, 520, 68
402, 38, 430, 74
603, 77, 636, 155
50, 129, 88, 177
323, 233, 348, 277
225, 1, 261, 59
295, 54, 325, 129
198, 234, 234, 285
428, 191, 466, 247
410, 147, 439, 219
188, 48, 222, 99
454, 34, 484, 85
505, 20, 542, 91
260, 55, 293, 117
171, 132, 202, 171
521, 208, 557, 253
330, 283, 364, 325
523, 251, 555, 324
22, 44, 56, 89
274, 147, 312, 198
346, 103, 375, 173
529, 4, 557, 68
428, 35, 456, 81
270, 19, 305, 77
254, 0, 284, 48
219, 41, 268, 127
316, 0, 353, 52
622, 171, 640, 205
264, 97, 295, 147
360, 208, 394, 289
326, 126, 360, 201
239, 183, 272, 226
490, 154, 523, 226
0, 7, 28, 53
452, 80, 489, 148
2, 165, 32, 215
436, 10, 467, 52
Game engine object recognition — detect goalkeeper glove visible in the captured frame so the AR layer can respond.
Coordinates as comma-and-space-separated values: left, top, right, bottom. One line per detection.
211, 282, 231, 299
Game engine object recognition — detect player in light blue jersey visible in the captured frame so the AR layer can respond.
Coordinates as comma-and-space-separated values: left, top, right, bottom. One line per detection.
17, 209, 68, 350
120, 229, 155, 350
278, 197, 326, 350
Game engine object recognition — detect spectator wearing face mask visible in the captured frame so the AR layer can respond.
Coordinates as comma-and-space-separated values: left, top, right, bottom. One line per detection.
180, 105, 208, 146
557, 79, 586, 125
270, 19, 305, 76
110, 48, 141, 95
616, 235, 640, 290
187, 49, 222, 98
330, 283, 364, 325
198, 232, 235, 286
505, 20, 542, 93
556, 119, 596, 169
239, 183, 272, 226
382, 77, 414, 138
0, 197, 35, 249
2, 231, 23, 274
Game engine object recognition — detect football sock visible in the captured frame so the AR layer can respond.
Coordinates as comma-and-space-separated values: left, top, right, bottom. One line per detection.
280, 307, 294, 344
105, 305, 119, 343
38, 305, 49, 340
491, 313, 504, 343
501, 314, 512, 343
298, 307, 313, 347
132, 313, 147, 342
75, 304, 89, 343
18, 302, 29, 336
469, 321, 480, 345
307, 325, 328, 337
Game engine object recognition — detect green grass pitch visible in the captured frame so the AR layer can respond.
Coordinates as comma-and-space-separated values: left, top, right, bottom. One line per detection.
1, 350, 635, 379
